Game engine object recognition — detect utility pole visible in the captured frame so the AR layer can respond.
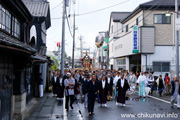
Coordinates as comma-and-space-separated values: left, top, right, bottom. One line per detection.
72, 11, 75, 69
106, 31, 109, 70
79, 36, 83, 58
61, 0, 66, 75
175, 0, 179, 80
101, 46, 103, 69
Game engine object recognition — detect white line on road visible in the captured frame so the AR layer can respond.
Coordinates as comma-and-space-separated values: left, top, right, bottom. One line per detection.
135, 91, 177, 106
63, 96, 68, 120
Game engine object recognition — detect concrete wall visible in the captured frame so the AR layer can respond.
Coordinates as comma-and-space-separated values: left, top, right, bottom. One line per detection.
141, 46, 180, 79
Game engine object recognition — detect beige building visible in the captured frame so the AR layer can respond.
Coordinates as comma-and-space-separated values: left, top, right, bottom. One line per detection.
109, 0, 180, 78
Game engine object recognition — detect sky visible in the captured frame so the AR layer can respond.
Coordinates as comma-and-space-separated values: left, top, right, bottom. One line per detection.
47, 0, 150, 58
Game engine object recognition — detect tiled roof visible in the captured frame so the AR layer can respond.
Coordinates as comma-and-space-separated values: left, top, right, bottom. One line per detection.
141, 0, 180, 6
22, 0, 49, 17
110, 12, 131, 22
121, 0, 180, 23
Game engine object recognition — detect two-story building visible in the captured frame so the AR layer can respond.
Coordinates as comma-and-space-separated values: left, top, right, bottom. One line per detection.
109, 0, 180, 78
22, 0, 51, 103
0, 0, 36, 119
0, 0, 51, 119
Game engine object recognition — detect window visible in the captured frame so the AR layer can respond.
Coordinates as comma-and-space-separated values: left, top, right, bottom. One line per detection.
122, 24, 124, 32
136, 17, 140, 25
126, 24, 129, 32
153, 62, 170, 72
0, 6, 6, 30
154, 14, 171, 24
5, 10, 11, 33
117, 59, 126, 65
0, 4, 20, 38
12, 17, 20, 38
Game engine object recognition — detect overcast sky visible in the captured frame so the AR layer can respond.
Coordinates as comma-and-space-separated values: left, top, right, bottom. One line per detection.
47, 0, 150, 58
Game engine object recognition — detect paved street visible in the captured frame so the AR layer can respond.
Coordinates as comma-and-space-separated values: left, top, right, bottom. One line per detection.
26, 92, 180, 120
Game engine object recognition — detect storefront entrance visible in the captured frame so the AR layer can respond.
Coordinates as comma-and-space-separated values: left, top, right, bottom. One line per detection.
129, 54, 141, 73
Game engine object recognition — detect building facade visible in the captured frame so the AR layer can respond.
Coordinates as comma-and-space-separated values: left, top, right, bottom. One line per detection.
0, 0, 52, 119
109, 0, 180, 78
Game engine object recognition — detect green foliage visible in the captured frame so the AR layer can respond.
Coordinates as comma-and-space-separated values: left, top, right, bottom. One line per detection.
51, 57, 58, 71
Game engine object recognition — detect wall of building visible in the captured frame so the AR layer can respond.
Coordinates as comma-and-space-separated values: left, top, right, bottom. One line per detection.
141, 46, 180, 78
144, 10, 175, 45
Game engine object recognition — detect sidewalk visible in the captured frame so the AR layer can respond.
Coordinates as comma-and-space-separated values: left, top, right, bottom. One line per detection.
25, 93, 63, 120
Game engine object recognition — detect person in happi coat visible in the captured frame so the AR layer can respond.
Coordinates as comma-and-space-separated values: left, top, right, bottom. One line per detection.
171, 75, 180, 109
87, 74, 99, 116
99, 75, 109, 107
83, 74, 91, 108
107, 73, 113, 97
57, 74, 64, 100
64, 73, 75, 111
116, 74, 130, 107
51, 71, 58, 96
136, 72, 148, 98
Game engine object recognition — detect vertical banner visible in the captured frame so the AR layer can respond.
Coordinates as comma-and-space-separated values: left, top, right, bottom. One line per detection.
132, 25, 138, 53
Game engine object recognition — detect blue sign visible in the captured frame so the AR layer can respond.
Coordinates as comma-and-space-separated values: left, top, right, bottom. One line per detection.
132, 26, 138, 53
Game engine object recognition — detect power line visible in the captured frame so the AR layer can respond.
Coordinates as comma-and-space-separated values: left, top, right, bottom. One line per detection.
77, 0, 131, 16
51, 2, 63, 11
51, 0, 131, 20
66, 11, 73, 38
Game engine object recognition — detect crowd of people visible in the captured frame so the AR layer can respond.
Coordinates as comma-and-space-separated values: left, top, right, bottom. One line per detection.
50, 69, 180, 115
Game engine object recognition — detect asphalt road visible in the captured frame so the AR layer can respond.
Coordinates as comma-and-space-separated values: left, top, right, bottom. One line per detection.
66, 93, 180, 120
26, 93, 180, 120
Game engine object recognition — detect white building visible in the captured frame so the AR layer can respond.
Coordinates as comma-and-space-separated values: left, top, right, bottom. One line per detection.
109, 0, 180, 78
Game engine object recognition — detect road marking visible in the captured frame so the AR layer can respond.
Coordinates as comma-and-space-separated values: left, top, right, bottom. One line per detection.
63, 96, 68, 120
135, 91, 177, 105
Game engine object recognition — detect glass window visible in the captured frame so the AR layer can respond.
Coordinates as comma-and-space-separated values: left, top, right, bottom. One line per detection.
5, 10, 11, 33
126, 24, 129, 32
153, 62, 170, 72
122, 24, 124, 32
162, 62, 170, 72
153, 62, 161, 72
12, 17, 20, 38
0, 4, 1, 28
0, 4, 20, 38
154, 14, 171, 24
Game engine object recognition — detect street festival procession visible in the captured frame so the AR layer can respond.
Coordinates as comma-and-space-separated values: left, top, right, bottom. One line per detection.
2, 0, 180, 120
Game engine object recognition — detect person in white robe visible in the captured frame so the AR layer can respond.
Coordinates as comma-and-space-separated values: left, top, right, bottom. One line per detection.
136, 72, 148, 98
113, 72, 120, 96
129, 72, 137, 93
